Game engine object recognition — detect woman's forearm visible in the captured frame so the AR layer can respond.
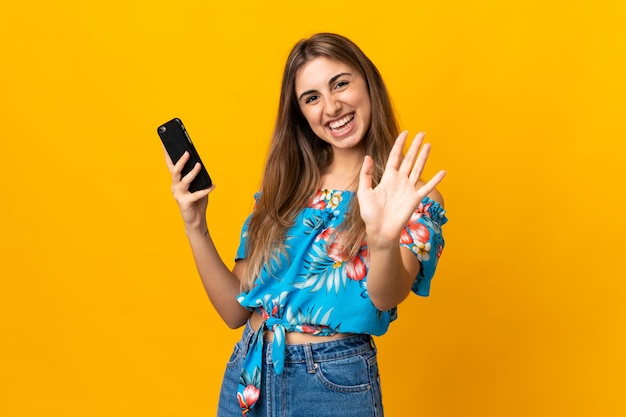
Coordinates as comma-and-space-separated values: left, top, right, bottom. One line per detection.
185, 228, 252, 328
365, 241, 419, 312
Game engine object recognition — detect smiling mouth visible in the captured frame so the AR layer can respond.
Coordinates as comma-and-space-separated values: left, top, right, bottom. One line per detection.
327, 113, 355, 134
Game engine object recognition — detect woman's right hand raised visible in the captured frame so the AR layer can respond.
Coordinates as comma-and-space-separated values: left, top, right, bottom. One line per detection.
164, 148, 214, 232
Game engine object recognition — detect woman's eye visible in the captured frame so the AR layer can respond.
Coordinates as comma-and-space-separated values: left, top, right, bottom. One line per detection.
335, 81, 349, 89
305, 95, 318, 104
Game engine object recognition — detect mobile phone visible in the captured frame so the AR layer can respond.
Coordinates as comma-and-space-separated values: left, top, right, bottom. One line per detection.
157, 118, 212, 192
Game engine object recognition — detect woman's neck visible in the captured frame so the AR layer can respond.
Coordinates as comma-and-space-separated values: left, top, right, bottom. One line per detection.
319, 147, 365, 191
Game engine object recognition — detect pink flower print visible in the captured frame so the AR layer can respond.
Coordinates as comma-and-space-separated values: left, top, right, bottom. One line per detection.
327, 235, 367, 281
345, 255, 367, 281
301, 324, 321, 335
259, 304, 279, 319
416, 201, 433, 218
400, 229, 413, 244
360, 246, 369, 261
327, 240, 346, 265
238, 384, 260, 415
268, 301, 279, 318
316, 227, 335, 242
405, 222, 431, 261
309, 190, 327, 209
402, 220, 430, 245
410, 223, 430, 244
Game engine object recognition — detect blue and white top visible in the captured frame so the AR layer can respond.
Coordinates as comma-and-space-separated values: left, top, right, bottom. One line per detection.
234, 189, 447, 415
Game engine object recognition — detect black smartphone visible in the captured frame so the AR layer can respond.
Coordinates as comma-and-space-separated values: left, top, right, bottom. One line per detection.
157, 118, 212, 192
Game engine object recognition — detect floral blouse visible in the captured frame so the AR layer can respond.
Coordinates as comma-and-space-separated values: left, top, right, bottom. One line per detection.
234, 189, 447, 415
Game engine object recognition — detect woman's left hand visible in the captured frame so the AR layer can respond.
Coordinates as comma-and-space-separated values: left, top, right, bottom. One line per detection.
357, 131, 446, 249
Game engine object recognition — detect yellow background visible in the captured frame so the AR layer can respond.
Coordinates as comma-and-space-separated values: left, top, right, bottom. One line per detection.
2, 0, 625, 416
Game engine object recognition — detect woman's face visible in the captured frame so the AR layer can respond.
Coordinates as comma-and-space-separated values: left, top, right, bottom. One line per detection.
295, 56, 371, 152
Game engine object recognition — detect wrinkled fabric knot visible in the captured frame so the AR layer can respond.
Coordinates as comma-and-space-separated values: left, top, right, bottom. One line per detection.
263, 316, 292, 375
237, 316, 294, 415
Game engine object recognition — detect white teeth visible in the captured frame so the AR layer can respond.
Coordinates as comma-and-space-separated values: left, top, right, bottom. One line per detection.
329, 114, 354, 130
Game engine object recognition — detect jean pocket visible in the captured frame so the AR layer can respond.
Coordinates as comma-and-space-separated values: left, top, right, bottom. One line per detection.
225, 342, 244, 370
315, 351, 376, 393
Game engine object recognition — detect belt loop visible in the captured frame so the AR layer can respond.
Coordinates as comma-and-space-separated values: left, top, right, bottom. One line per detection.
242, 319, 263, 360
303, 344, 317, 374
245, 323, 254, 346
245, 321, 256, 347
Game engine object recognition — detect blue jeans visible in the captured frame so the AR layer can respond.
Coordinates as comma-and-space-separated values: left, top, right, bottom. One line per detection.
217, 321, 384, 416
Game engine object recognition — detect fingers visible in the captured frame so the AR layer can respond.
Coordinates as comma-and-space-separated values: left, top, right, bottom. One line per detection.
387, 131, 446, 196
408, 142, 430, 184
171, 167, 214, 204
171, 151, 190, 177
418, 169, 447, 198
167, 151, 213, 197
163, 148, 195, 178
179, 161, 201, 187
400, 132, 425, 177
168, 151, 194, 187
398, 132, 437, 188
175, 160, 201, 191
188, 184, 214, 199
392, 131, 429, 180
387, 131, 409, 170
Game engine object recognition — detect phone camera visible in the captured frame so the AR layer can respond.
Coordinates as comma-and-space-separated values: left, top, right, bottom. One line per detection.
158, 126, 166, 134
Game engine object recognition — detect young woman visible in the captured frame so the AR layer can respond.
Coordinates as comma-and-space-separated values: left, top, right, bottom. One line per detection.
164, 33, 447, 417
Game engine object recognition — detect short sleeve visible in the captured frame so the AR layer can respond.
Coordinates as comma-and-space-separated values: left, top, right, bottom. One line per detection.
399, 197, 448, 297
235, 214, 251, 261
235, 193, 260, 261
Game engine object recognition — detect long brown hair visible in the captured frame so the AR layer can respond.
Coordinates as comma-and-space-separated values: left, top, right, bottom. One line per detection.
241, 33, 399, 290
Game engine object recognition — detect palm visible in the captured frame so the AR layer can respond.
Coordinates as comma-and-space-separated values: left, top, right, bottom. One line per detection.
357, 132, 445, 247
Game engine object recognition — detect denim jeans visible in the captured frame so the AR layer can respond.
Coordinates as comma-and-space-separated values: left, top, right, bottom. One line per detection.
217, 321, 384, 416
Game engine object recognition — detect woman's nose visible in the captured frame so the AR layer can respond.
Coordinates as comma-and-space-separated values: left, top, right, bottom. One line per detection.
324, 96, 342, 117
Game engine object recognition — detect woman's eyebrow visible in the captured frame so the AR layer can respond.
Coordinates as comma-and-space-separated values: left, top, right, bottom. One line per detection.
329, 72, 352, 85
298, 72, 352, 102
